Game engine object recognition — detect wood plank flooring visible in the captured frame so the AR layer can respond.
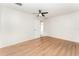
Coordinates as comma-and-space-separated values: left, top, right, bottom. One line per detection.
0, 36, 79, 56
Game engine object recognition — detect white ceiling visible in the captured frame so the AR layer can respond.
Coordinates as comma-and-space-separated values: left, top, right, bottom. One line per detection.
1, 3, 79, 19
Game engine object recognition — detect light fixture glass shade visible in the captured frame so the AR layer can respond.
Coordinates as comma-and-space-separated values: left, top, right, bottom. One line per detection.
39, 14, 42, 16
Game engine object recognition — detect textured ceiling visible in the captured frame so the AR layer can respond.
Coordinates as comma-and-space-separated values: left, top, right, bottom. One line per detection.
1, 3, 79, 19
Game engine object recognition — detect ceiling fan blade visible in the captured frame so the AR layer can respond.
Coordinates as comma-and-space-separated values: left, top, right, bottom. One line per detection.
42, 14, 45, 17
32, 13, 39, 14
39, 10, 41, 13
42, 12, 48, 14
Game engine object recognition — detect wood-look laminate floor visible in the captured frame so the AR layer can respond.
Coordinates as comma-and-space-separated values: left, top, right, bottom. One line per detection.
0, 36, 79, 56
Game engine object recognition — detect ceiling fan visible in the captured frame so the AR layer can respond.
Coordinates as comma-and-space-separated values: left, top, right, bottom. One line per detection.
34, 10, 48, 17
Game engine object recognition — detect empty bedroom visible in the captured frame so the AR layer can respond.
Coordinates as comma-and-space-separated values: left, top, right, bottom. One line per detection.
0, 3, 79, 56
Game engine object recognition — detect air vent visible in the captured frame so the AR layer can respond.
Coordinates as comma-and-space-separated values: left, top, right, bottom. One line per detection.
15, 3, 22, 6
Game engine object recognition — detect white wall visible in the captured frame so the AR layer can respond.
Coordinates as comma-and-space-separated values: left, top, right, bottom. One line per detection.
0, 7, 1, 33
44, 12, 79, 42
0, 5, 40, 48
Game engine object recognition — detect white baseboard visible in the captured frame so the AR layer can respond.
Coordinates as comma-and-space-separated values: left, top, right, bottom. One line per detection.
0, 36, 40, 48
